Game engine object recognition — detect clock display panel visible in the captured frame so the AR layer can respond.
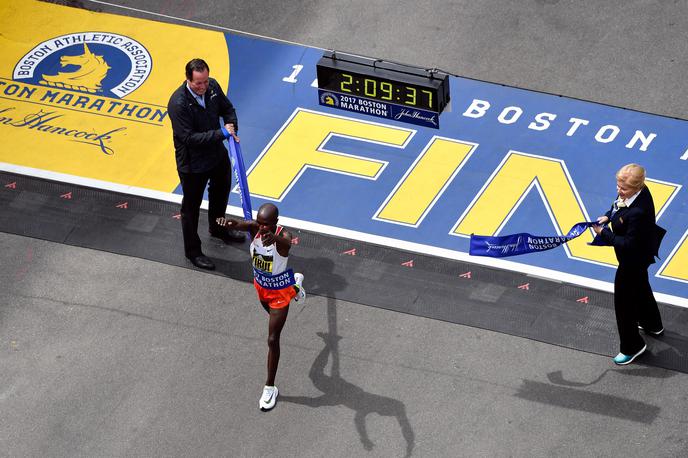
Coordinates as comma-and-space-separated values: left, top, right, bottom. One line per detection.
316, 53, 450, 114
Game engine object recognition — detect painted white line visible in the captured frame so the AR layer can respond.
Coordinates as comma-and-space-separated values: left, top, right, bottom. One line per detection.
4, 161, 687, 309
1, 162, 183, 204
273, 213, 688, 310
3, 163, 686, 309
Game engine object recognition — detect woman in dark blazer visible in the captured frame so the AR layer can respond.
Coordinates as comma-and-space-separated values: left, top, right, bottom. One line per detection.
592, 163, 665, 365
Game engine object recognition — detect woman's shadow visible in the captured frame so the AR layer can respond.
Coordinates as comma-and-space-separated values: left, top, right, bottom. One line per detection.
280, 257, 415, 457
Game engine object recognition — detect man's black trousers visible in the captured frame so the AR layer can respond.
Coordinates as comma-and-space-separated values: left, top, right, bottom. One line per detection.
178, 158, 231, 258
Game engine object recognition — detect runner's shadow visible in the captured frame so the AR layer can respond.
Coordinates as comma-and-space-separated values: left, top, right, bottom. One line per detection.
280, 256, 414, 456
280, 331, 415, 457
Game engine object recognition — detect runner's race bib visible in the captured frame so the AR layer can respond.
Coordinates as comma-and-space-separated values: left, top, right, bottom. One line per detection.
253, 268, 295, 290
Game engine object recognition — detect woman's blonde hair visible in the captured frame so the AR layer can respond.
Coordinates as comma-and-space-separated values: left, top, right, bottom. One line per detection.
616, 163, 646, 191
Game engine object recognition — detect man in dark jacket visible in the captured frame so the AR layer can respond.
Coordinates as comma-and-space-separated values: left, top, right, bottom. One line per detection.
168, 58, 244, 270
592, 163, 666, 365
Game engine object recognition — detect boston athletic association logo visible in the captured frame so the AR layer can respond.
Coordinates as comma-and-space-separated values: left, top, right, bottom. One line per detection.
13, 32, 152, 98
319, 91, 340, 107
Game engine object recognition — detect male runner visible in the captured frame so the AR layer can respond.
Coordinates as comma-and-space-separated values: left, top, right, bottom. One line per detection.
216, 203, 305, 411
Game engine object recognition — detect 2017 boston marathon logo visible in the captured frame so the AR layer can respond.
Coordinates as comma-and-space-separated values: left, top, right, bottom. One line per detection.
0, 32, 165, 155
319, 91, 340, 108
318, 89, 439, 128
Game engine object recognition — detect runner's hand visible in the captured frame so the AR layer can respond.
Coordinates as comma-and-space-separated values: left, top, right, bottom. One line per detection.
216, 217, 236, 228
259, 229, 275, 246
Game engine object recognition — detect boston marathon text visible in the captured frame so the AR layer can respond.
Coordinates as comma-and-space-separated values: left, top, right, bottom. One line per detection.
463, 99, 657, 153
0, 80, 166, 124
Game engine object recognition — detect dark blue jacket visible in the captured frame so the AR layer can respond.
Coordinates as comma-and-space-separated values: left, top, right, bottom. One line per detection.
167, 78, 238, 173
595, 186, 666, 265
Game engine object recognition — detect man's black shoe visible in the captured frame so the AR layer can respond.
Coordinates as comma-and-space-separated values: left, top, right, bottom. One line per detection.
188, 254, 215, 270
209, 227, 245, 243
638, 325, 664, 337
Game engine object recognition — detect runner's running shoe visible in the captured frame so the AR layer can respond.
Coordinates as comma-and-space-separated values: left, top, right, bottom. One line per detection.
259, 385, 278, 411
293, 273, 306, 302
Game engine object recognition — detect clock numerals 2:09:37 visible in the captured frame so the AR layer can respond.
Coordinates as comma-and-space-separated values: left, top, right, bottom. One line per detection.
339, 73, 433, 109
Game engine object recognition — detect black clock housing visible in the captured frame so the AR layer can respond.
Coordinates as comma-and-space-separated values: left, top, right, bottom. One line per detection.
316, 51, 450, 114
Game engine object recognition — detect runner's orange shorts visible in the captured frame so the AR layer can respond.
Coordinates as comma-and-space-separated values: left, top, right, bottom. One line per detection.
254, 281, 297, 309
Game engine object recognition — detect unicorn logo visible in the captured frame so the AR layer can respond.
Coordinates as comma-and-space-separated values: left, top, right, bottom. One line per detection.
40, 43, 111, 93
319, 91, 339, 107
14, 32, 152, 98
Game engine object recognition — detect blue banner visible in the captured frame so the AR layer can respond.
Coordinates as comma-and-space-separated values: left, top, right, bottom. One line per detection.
470, 222, 600, 258
227, 137, 253, 221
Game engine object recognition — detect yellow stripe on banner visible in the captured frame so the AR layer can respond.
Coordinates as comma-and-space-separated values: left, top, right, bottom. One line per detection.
0, 0, 229, 192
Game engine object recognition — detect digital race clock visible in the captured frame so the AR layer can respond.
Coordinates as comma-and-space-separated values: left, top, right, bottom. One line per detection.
316, 51, 451, 128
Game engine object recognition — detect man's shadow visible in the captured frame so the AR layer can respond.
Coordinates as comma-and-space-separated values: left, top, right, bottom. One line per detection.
280, 257, 415, 457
